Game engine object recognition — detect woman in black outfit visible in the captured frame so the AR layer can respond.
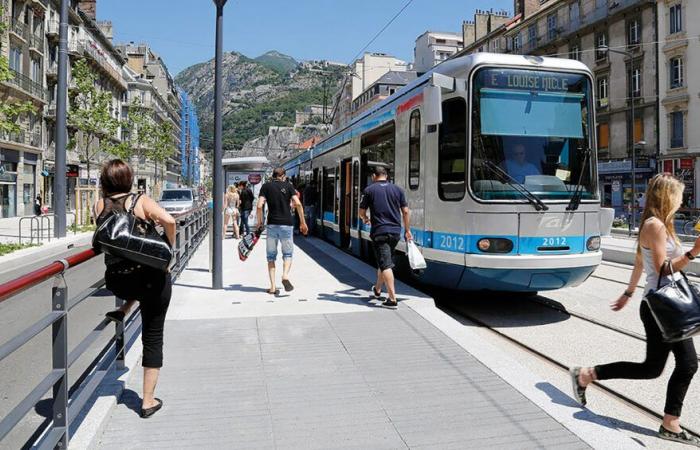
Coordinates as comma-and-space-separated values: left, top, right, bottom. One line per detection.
96, 160, 176, 419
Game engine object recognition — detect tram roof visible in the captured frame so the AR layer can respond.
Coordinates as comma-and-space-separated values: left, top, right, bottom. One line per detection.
283, 53, 592, 168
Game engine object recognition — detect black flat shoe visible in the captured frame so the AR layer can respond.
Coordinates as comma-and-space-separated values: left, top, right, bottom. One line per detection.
140, 398, 163, 419
282, 279, 294, 292
659, 426, 700, 447
105, 310, 125, 324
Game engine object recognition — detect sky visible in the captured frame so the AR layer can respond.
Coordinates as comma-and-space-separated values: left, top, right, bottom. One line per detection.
99, 0, 513, 76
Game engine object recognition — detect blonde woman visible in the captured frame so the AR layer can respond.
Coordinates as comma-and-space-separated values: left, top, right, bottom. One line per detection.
223, 185, 240, 239
571, 173, 700, 446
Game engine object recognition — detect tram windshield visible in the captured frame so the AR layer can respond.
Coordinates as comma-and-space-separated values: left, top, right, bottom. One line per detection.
471, 67, 597, 201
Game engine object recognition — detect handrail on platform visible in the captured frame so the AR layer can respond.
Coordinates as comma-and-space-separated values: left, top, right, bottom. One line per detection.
0, 205, 211, 449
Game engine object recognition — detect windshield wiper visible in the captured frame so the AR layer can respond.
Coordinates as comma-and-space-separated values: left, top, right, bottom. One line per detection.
483, 161, 549, 211
566, 147, 591, 212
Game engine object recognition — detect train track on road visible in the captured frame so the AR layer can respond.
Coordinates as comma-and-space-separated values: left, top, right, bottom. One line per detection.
441, 299, 700, 439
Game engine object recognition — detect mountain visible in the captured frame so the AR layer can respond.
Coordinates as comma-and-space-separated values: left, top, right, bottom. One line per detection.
175, 51, 345, 158
254, 51, 298, 75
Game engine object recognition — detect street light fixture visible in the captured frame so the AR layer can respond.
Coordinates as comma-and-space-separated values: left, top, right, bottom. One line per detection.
597, 45, 641, 235
212, 0, 228, 289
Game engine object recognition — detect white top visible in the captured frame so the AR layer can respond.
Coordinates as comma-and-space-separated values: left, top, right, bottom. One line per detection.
641, 235, 682, 295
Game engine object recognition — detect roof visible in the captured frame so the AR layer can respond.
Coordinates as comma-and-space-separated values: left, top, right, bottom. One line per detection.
296, 136, 323, 150
222, 156, 270, 171
417, 30, 463, 40
374, 70, 418, 86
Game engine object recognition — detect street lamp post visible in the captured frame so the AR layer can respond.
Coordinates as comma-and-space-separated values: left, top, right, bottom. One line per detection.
212, 0, 228, 289
597, 45, 640, 235
54, 0, 69, 238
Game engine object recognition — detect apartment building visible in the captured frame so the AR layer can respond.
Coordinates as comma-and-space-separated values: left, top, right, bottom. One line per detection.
657, 0, 698, 207
350, 71, 417, 118
117, 42, 182, 187
413, 31, 464, 74
459, 0, 658, 215
0, 0, 49, 217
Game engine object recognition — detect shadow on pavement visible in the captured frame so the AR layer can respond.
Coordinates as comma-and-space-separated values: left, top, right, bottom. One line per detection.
117, 388, 143, 417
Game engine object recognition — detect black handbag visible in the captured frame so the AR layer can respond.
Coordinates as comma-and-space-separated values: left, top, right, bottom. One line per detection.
93, 193, 173, 271
645, 260, 700, 343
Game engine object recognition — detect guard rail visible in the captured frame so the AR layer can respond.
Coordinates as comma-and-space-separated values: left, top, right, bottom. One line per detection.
0, 206, 210, 449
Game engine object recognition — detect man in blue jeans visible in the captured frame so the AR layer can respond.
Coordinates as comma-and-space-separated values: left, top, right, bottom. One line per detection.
257, 168, 308, 295
359, 165, 412, 309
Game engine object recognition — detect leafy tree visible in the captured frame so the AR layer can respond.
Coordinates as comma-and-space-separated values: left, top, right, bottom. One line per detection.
0, 5, 35, 136
67, 59, 121, 183
112, 99, 156, 162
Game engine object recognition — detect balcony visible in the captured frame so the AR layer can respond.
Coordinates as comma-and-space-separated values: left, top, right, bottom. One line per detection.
44, 102, 57, 119
9, 19, 28, 42
29, 33, 44, 54
32, 0, 49, 9
4, 69, 48, 103
0, 129, 42, 149
46, 20, 59, 39
46, 62, 58, 80
30, 130, 42, 148
79, 40, 128, 91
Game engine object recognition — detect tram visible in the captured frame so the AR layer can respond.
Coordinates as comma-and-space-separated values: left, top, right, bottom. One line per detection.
284, 53, 612, 293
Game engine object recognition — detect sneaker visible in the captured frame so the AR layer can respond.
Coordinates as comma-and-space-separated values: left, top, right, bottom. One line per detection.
569, 367, 587, 406
659, 426, 700, 447
370, 285, 382, 299
381, 299, 398, 310
105, 310, 125, 324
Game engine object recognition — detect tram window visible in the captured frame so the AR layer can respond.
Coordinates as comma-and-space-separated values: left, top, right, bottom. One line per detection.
438, 98, 467, 201
323, 167, 335, 221
361, 122, 395, 185
408, 110, 421, 190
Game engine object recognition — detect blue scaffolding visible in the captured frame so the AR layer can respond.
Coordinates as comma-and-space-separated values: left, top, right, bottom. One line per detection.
179, 90, 201, 185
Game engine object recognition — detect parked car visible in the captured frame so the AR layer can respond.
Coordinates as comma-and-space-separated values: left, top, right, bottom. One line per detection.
158, 188, 195, 214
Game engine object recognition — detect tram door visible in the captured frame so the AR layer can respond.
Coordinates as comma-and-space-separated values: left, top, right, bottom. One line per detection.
340, 158, 352, 249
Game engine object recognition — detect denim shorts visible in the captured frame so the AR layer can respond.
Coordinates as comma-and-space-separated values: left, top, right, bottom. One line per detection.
266, 225, 294, 262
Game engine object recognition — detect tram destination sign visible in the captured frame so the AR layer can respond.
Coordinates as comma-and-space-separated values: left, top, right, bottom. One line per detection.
485, 70, 578, 93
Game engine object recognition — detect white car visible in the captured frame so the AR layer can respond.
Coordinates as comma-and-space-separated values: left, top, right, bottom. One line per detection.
159, 189, 195, 214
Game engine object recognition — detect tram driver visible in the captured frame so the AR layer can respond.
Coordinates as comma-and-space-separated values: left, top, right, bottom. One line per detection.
502, 143, 541, 184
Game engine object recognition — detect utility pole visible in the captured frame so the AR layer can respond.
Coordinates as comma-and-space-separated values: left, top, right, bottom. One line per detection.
54, 0, 69, 237
212, 0, 227, 289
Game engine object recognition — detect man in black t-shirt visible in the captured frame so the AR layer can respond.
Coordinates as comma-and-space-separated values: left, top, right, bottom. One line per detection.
238, 181, 254, 234
359, 166, 412, 309
257, 168, 308, 294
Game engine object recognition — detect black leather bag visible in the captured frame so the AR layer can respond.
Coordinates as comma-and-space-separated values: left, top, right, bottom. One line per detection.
645, 260, 700, 343
93, 194, 172, 271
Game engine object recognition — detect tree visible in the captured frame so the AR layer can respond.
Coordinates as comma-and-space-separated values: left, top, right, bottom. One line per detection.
150, 121, 175, 187
112, 98, 156, 163
0, 5, 35, 136
67, 59, 121, 183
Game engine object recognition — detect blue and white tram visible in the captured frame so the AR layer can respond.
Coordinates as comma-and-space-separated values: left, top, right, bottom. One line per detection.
284, 53, 611, 293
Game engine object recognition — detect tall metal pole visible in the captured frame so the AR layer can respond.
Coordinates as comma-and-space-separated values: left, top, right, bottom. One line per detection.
630, 88, 636, 236
212, 0, 227, 289
54, 0, 69, 238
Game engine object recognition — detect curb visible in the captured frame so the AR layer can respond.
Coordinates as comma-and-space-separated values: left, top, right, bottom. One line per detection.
304, 237, 640, 450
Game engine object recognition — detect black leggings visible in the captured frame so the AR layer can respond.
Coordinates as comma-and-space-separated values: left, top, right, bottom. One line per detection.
105, 264, 172, 368
595, 301, 698, 416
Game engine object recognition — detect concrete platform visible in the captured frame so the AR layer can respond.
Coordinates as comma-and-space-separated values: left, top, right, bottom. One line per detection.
74, 234, 641, 449
602, 236, 700, 272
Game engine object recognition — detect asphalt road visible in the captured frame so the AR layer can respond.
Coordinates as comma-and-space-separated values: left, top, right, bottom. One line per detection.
0, 245, 116, 449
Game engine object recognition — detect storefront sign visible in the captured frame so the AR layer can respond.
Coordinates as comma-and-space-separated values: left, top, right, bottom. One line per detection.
66, 165, 79, 178
680, 158, 694, 170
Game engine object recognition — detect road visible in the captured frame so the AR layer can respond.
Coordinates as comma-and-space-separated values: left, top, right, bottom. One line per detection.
0, 244, 116, 449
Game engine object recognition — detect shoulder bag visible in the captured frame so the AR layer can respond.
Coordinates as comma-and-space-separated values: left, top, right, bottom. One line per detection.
645, 259, 700, 342
93, 193, 173, 271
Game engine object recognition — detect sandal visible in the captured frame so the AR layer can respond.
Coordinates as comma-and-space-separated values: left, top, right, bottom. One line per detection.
281, 279, 294, 292
267, 289, 279, 295
569, 367, 587, 406
659, 426, 700, 447
140, 398, 163, 419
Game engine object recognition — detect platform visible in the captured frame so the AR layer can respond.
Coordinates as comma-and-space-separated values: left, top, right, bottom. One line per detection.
73, 234, 640, 449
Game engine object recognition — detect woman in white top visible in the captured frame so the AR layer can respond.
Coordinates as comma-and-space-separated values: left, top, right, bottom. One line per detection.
572, 173, 700, 446
223, 185, 240, 239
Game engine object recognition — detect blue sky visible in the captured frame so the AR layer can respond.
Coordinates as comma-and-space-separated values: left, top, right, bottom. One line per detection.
100, 0, 512, 75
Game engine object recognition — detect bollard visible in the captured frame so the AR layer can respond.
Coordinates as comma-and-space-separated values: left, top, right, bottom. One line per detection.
51, 276, 69, 447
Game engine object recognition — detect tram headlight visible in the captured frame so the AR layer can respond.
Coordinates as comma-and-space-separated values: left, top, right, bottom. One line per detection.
586, 236, 601, 251
477, 238, 513, 253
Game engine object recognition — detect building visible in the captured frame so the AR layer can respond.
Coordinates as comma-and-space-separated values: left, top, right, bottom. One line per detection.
0, 0, 49, 218
294, 104, 326, 126
458, 0, 659, 216
657, 0, 697, 207
350, 71, 417, 117
462, 8, 513, 53
414, 31, 464, 74
332, 52, 409, 130
180, 89, 200, 186
116, 42, 182, 187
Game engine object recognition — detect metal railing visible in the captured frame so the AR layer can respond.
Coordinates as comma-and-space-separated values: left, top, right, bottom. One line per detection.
5, 69, 48, 102
18, 213, 77, 245
0, 206, 210, 449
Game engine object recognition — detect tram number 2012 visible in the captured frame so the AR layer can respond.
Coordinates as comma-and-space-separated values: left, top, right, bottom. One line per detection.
542, 237, 567, 247
439, 235, 465, 251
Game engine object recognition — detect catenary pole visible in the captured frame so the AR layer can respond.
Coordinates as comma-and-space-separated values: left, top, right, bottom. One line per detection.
54, 0, 69, 238
212, 0, 227, 289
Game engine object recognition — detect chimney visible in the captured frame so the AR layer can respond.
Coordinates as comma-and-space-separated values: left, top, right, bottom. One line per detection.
514, 0, 540, 18
98, 21, 113, 42
78, 0, 96, 20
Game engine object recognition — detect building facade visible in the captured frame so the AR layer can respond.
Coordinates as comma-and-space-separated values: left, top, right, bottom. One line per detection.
413, 31, 464, 74
350, 71, 417, 118
458, 0, 659, 216
179, 89, 200, 186
0, 0, 48, 218
657, 0, 698, 207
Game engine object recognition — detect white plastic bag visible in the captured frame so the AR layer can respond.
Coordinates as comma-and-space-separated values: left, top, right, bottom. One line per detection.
407, 240, 427, 270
